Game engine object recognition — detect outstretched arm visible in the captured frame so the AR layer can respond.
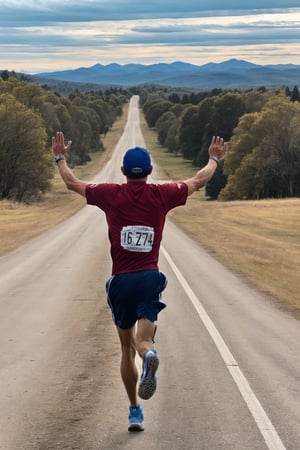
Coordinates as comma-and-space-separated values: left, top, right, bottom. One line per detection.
52, 131, 88, 197
184, 136, 225, 196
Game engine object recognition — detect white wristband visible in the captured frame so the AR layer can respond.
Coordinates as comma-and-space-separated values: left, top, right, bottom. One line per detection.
209, 156, 219, 164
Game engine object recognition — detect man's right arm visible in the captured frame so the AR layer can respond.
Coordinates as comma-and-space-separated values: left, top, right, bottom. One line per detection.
52, 131, 88, 197
56, 158, 88, 197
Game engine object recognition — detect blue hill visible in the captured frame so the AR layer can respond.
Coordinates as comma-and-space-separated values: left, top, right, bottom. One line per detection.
33, 59, 300, 89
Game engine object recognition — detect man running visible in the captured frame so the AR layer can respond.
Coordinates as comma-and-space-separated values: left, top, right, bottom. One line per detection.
52, 130, 225, 432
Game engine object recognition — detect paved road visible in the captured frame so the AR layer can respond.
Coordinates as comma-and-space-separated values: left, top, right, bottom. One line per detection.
0, 96, 299, 450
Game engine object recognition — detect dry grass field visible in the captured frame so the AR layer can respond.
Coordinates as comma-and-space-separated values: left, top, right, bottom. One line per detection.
1, 102, 299, 316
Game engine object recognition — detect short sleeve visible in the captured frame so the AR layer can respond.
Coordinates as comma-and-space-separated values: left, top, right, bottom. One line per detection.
158, 182, 188, 212
85, 183, 117, 210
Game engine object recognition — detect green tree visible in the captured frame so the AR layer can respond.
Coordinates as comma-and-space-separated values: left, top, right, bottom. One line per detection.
291, 85, 300, 103
222, 112, 259, 175
156, 111, 177, 147
209, 92, 246, 141
1, 70, 10, 81
39, 101, 61, 144
166, 121, 180, 155
12, 82, 45, 109
178, 105, 202, 160
54, 103, 72, 135
170, 103, 184, 118
0, 94, 52, 202
168, 92, 180, 103
221, 95, 300, 199
146, 100, 173, 128
192, 96, 216, 166
243, 89, 270, 113
68, 105, 93, 165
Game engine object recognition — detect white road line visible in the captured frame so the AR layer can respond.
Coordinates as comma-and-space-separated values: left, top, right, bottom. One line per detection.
162, 246, 286, 450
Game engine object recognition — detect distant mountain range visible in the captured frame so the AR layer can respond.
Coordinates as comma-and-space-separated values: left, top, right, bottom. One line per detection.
32, 59, 300, 89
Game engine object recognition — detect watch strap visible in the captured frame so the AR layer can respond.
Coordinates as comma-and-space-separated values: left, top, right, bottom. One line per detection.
55, 154, 65, 163
209, 156, 220, 164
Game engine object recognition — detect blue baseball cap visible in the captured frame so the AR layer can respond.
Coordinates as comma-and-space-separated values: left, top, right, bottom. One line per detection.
123, 146, 152, 178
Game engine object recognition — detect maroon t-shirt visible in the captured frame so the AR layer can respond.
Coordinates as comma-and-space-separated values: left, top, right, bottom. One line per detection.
85, 181, 188, 275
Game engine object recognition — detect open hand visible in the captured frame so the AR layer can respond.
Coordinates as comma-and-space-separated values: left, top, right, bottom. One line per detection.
208, 136, 225, 160
51, 131, 72, 156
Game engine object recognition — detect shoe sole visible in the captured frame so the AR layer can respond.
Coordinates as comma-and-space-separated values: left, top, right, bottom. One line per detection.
128, 423, 144, 432
138, 354, 159, 400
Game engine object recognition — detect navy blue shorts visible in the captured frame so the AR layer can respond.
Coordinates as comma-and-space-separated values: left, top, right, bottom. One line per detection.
105, 270, 167, 329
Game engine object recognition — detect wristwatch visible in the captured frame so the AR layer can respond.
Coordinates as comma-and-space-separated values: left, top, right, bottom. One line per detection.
209, 156, 220, 164
54, 154, 65, 163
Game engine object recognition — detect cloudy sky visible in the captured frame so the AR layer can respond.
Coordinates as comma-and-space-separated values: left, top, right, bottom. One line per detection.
1, 0, 300, 73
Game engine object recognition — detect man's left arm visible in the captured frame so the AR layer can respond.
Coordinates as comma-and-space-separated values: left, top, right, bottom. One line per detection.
52, 131, 88, 197
184, 136, 225, 196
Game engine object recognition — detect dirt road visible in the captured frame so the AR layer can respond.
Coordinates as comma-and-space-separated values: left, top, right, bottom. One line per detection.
0, 96, 299, 450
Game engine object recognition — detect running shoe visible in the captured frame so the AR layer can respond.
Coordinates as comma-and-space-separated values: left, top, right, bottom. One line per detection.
128, 404, 144, 432
138, 349, 159, 400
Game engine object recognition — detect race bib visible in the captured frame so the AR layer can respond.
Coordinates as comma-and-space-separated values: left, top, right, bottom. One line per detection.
120, 225, 154, 252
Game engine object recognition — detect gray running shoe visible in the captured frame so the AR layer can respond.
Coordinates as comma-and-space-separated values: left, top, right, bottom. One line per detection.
138, 349, 159, 400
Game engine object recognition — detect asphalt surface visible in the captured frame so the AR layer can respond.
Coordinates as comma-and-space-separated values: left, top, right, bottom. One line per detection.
0, 96, 299, 450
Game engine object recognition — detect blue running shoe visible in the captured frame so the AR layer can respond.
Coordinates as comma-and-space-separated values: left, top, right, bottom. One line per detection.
128, 404, 144, 432
138, 349, 159, 400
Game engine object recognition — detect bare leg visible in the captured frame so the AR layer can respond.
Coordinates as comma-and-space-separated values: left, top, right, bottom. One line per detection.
136, 318, 156, 358
117, 326, 139, 406
136, 318, 159, 400
117, 320, 158, 405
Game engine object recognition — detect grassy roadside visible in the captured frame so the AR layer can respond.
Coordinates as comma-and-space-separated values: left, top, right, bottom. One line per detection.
1, 102, 299, 316
0, 103, 129, 256
140, 114, 300, 316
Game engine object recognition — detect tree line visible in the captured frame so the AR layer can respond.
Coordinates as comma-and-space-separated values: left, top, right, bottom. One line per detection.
0, 76, 129, 202
141, 86, 300, 200
1, 68, 300, 202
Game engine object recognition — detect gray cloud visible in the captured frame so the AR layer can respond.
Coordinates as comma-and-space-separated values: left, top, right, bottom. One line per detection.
106, 26, 300, 47
3, 14, 299, 48
2, 1, 300, 26
2, 26, 299, 53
